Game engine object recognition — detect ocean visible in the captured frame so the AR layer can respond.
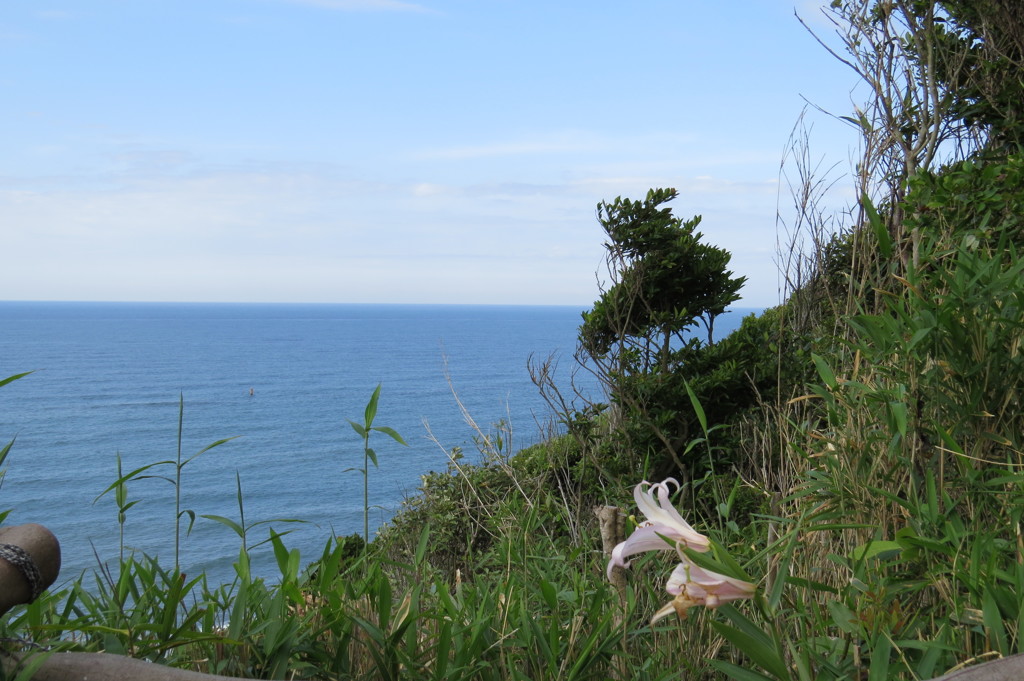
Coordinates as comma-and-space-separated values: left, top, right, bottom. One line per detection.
0, 301, 756, 589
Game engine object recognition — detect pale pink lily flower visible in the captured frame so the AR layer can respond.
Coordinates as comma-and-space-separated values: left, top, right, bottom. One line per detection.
650, 557, 757, 624
606, 479, 711, 580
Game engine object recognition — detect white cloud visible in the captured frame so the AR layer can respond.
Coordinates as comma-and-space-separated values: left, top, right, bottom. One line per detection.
411, 182, 449, 197
0, 161, 610, 304
0, 129, 797, 308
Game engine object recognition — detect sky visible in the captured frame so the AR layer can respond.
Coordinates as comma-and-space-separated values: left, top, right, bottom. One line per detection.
1, 1, 862, 307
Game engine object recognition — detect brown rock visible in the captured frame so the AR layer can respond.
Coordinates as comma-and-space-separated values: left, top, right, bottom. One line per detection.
929, 654, 1024, 681
0, 523, 61, 615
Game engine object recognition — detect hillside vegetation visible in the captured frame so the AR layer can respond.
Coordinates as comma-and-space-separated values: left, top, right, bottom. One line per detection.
3, 1, 1024, 679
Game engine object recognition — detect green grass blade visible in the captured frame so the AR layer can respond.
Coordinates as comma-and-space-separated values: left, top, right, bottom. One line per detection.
0, 371, 33, 388
708, 659, 776, 681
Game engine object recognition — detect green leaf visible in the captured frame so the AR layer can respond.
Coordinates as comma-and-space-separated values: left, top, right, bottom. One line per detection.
907, 326, 932, 350
711, 615, 788, 681
184, 435, 239, 466
681, 543, 752, 583
983, 586, 1009, 655
351, 615, 386, 647
767, 525, 801, 612
233, 549, 251, 586
851, 540, 903, 561
863, 194, 892, 259
181, 509, 197, 535
827, 600, 859, 635
201, 514, 245, 539
93, 459, 176, 503
539, 579, 558, 610
707, 659, 776, 681
684, 378, 708, 434
372, 425, 407, 446
0, 371, 33, 389
414, 524, 431, 565
364, 384, 382, 428
270, 531, 290, 574
0, 437, 14, 467
811, 353, 838, 390
348, 420, 367, 438
868, 635, 892, 681
888, 400, 908, 438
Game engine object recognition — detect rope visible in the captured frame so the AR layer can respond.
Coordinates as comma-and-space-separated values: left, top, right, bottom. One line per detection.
0, 543, 43, 601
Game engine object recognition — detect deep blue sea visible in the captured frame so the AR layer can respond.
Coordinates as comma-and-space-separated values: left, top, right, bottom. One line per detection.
0, 301, 756, 589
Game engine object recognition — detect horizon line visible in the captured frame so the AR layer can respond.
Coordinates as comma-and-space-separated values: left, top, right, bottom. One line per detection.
0, 299, 769, 311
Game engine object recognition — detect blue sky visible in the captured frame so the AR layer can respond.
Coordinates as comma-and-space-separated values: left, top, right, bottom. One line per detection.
1, 1, 858, 307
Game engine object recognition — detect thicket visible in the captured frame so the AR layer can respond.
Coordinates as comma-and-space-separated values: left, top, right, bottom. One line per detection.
3, 1, 1024, 679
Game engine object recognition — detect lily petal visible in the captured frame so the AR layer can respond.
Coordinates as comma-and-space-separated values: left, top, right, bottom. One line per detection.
634, 480, 695, 534
661, 558, 756, 617
606, 479, 711, 580
606, 521, 711, 579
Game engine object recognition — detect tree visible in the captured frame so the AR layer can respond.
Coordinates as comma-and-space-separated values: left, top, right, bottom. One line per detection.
581, 188, 745, 371
579, 188, 746, 477
924, 0, 1024, 152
